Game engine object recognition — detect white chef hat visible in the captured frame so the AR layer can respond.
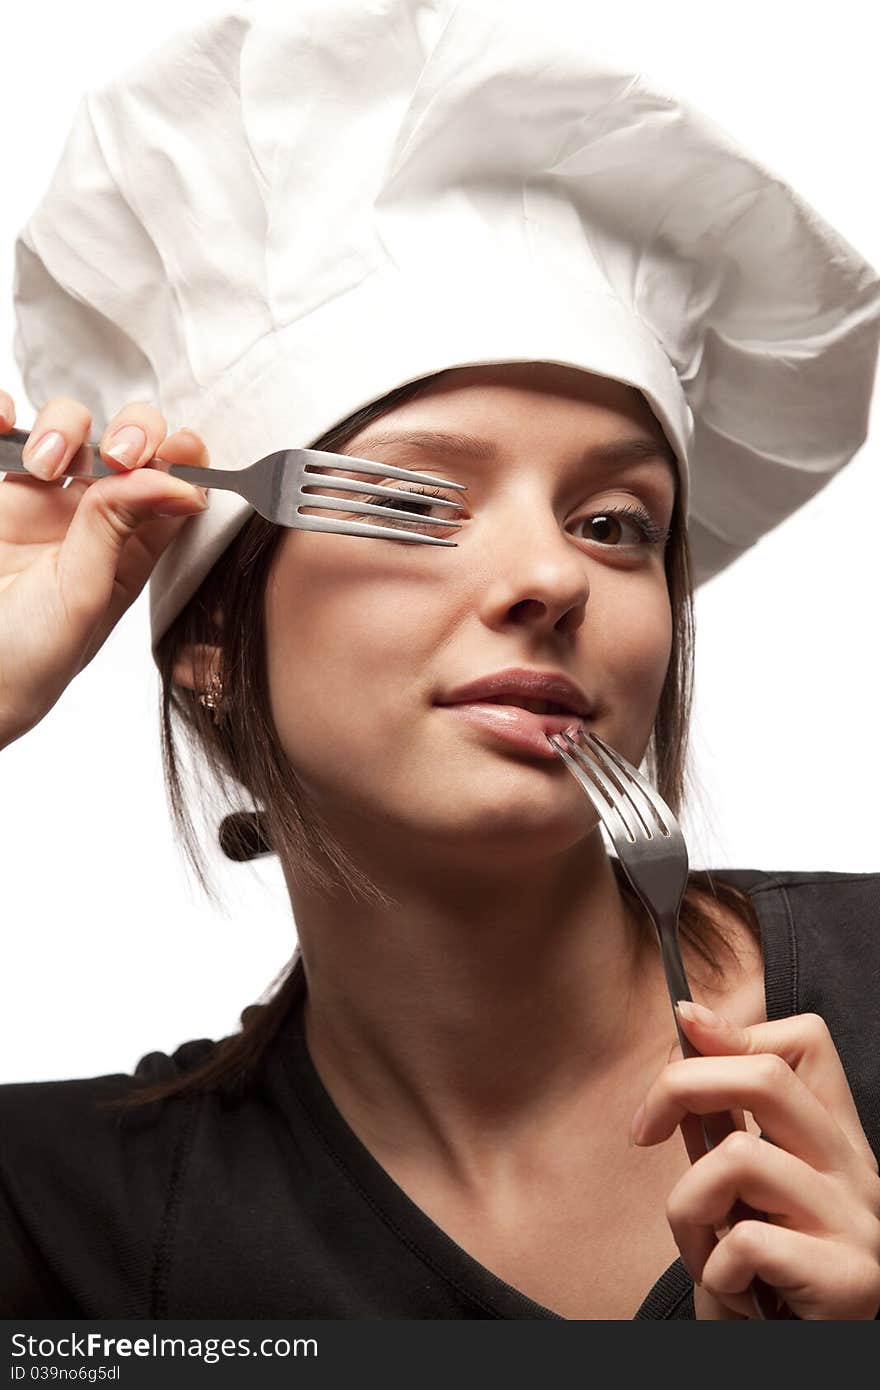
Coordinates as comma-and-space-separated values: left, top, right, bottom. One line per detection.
12, 0, 880, 664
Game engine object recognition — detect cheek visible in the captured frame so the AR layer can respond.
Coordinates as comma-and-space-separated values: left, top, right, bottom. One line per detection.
262, 544, 431, 751
637, 589, 674, 691
594, 579, 673, 731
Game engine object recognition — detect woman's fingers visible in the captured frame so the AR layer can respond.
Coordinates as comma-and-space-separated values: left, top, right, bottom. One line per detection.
16, 397, 170, 484
633, 1050, 861, 1176
674, 1006, 877, 1172
701, 1224, 880, 1321
62, 426, 211, 616
644, 1008, 880, 1317
666, 1128, 872, 1285
18, 396, 94, 481
154, 428, 211, 469
644, 1010, 880, 1319
0, 389, 213, 750
99, 401, 170, 472
105, 429, 213, 611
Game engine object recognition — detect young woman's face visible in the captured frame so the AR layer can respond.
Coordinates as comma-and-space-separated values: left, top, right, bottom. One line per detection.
264, 362, 677, 869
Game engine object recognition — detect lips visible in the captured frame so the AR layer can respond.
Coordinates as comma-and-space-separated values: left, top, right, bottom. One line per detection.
436, 701, 586, 760
433, 700, 586, 767
438, 667, 592, 718
434, 668, 592, 759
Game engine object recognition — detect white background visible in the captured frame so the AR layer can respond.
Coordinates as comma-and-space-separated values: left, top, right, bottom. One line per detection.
1, 1, 877, 1083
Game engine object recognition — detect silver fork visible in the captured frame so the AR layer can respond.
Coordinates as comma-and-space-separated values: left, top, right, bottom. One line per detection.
0, 429, 467, 546
547, 726, 794, 1320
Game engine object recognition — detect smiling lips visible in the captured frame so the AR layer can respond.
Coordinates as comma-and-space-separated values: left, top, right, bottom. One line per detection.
434, 667, 592, 759
436, 699, 586, 760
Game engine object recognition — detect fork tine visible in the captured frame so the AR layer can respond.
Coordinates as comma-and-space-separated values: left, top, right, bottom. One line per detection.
586, 731, 673, 838
546, 731, 643, 847
280, 512, 461, 545
314, 451, 469, 491
545, 735, 609, 819
300, 470, 466, 511
299, 490, 463, 528
166, 448, 465, 545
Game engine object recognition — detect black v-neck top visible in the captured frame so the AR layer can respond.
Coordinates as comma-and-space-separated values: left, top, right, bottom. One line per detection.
2, 867, 879, 1319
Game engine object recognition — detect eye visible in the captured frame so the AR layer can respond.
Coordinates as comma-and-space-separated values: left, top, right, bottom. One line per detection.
353, 488, 672, 547
359, 485, 451, 524
572, 504, 671, 548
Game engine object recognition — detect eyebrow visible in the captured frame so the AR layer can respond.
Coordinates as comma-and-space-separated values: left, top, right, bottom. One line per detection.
346, 428, 679, 481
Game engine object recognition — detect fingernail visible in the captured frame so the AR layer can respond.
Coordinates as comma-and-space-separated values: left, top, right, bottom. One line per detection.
630, 1102, 646, 1144
153, 492, 210, 518
676, 999, 718, 1026
23, 431, 66, 479
104, 425, 147, 469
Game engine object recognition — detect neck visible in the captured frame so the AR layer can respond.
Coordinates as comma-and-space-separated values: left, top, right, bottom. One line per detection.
283, 828, 676, 1189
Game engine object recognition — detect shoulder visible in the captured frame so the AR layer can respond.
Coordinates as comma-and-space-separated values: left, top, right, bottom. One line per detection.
702, 867, 880, 1158
687, 865, 880, 1015
700, 865, 880, 980
707, 864, 880, 898
698, 865, 880, 946
709, 865, 880, 1061
700, 864, 878, 893
710, 865, 880, 947
0, 1034, 222, 1316
0, 1033, 221, 1199
0, 1033, 219, 1134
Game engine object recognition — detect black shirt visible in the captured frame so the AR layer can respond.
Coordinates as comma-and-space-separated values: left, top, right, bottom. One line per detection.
2, 867, 879, 1319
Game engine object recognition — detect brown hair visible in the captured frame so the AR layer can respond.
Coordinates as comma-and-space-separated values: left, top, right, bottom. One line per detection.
101, 369, 761, 1114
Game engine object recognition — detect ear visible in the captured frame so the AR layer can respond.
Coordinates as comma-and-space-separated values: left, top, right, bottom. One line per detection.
170, 641, 224, 694
170, 606, 225, 693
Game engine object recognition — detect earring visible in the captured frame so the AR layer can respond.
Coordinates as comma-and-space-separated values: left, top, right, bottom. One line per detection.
197, 669, 225, 724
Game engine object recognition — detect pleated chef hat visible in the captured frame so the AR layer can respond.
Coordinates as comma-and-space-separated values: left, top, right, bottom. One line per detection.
12, 0, 880, 664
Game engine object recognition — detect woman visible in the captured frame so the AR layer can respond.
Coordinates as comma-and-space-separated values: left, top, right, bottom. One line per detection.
1, 1, 879, 1319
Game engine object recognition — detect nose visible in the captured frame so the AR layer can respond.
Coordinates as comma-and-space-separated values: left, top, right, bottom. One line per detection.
474, 494, 590, 636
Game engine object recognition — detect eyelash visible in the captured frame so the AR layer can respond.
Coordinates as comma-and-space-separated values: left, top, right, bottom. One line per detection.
362, 487, 671, 548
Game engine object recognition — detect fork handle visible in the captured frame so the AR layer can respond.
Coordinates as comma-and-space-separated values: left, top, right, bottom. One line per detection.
678, 1029, 798, 1318
0, 428, 218, 488
165, 461, 243, 494
0, 428, 118, 479
0, 429, 233, 493
660, 926, 796, 1319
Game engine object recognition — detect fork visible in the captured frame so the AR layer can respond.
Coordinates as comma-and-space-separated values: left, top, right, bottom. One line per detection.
547, 726, 795, 1320
0, 429, 467, 545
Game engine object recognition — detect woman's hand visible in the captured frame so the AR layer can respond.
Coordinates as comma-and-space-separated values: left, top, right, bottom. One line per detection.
0, 390, 211, 750
630, 1003, 880, 1319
